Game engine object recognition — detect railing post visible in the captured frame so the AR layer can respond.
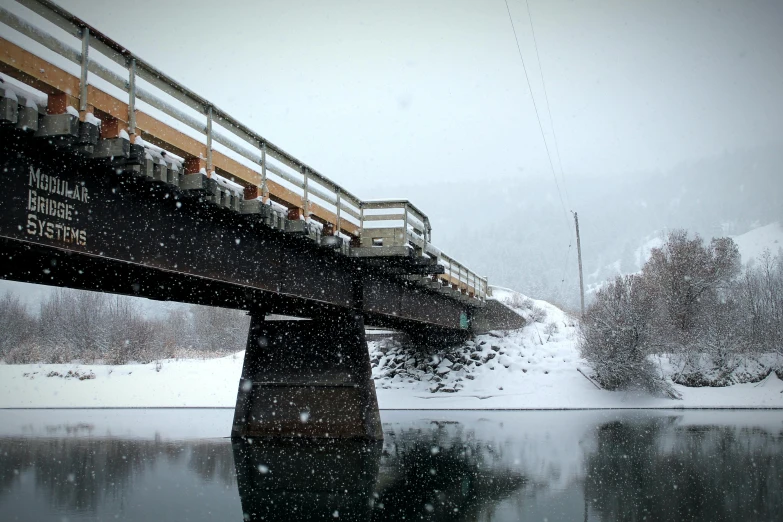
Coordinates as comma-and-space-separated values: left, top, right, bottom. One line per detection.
79, 27, 90, 112
335, 188, 342, 236
403, 204, 409, 241
302, 166, 310, 221
359, 202, 365, 235
127, 57, 136, 135
260, 142, 269, 202
206, 105, 213, 174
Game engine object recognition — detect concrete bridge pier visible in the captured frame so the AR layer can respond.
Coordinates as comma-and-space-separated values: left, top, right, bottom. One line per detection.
231, 309, 383, 441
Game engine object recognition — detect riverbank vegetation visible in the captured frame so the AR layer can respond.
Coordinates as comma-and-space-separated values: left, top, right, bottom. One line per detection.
0, 290, 248, 364
580, 230, 783, 391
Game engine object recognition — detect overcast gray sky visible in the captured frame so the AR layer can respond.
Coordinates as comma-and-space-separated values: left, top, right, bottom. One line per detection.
45, 0, 783, 199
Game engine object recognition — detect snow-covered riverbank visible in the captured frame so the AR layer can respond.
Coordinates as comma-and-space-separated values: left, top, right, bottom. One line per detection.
1, 295, 781, 410
1, 352, 780, 409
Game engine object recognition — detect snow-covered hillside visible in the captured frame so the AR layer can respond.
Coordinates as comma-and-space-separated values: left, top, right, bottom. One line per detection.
732, 221, 783, 264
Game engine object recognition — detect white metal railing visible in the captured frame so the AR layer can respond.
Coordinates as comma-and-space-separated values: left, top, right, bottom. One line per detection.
359, 200, 431, 248
0, 0, 488, 301
438, 253, 488, 299
359, 200, 487, 299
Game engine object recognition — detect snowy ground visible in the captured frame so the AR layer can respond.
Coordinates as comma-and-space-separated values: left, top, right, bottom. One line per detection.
1, 293, 780, 410
0, 353, 245, 409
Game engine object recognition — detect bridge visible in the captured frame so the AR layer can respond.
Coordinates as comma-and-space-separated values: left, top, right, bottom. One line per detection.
0, 0, 523, 440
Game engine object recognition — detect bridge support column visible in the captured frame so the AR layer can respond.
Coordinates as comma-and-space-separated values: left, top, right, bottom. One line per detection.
232, 311, 383, 440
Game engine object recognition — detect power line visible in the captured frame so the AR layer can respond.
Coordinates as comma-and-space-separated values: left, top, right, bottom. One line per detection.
524, 0, 571, 208
502, 0, 571, 234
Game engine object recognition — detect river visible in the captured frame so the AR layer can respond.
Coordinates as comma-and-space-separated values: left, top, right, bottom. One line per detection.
1, 409, 781, 521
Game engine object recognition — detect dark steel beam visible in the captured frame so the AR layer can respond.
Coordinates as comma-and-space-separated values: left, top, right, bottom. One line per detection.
0, 129, 473, 331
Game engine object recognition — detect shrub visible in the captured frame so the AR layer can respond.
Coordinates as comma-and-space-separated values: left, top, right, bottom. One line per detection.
579, 274, 675, 394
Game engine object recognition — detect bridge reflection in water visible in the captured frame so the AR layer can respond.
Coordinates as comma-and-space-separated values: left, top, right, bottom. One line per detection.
232, 435, 524, 521
233, 439, 382, 521
1, 410, 781, 521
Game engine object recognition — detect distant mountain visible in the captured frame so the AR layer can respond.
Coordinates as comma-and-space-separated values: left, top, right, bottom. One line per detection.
585, 222, 783, 297
732, 222, 783, 265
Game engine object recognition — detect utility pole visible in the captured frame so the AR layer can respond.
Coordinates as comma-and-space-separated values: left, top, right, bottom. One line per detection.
574, 211, 585, 317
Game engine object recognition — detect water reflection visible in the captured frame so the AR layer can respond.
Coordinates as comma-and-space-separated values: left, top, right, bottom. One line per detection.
0, 410, 781, 521
233, 439, 380, 521
0, 435, 240, 521
586, 418, 783, 521
372, 421, 525, 521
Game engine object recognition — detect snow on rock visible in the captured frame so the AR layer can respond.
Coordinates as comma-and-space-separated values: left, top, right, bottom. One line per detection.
369, 295, 584, 403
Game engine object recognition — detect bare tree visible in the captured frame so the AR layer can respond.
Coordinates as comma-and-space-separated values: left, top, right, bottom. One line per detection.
581, 231, 757, 391
0, 292, 35, 361
579, 275, 668, 392
735, 249, 783, 355
2, 288, 253, 364
642, 231, 740, 337
158, 308, 193, 358
191, 305, 249, 353
104, 295, 161, 364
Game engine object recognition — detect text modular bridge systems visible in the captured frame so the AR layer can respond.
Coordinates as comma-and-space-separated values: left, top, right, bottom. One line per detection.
0, 0, 524, 440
